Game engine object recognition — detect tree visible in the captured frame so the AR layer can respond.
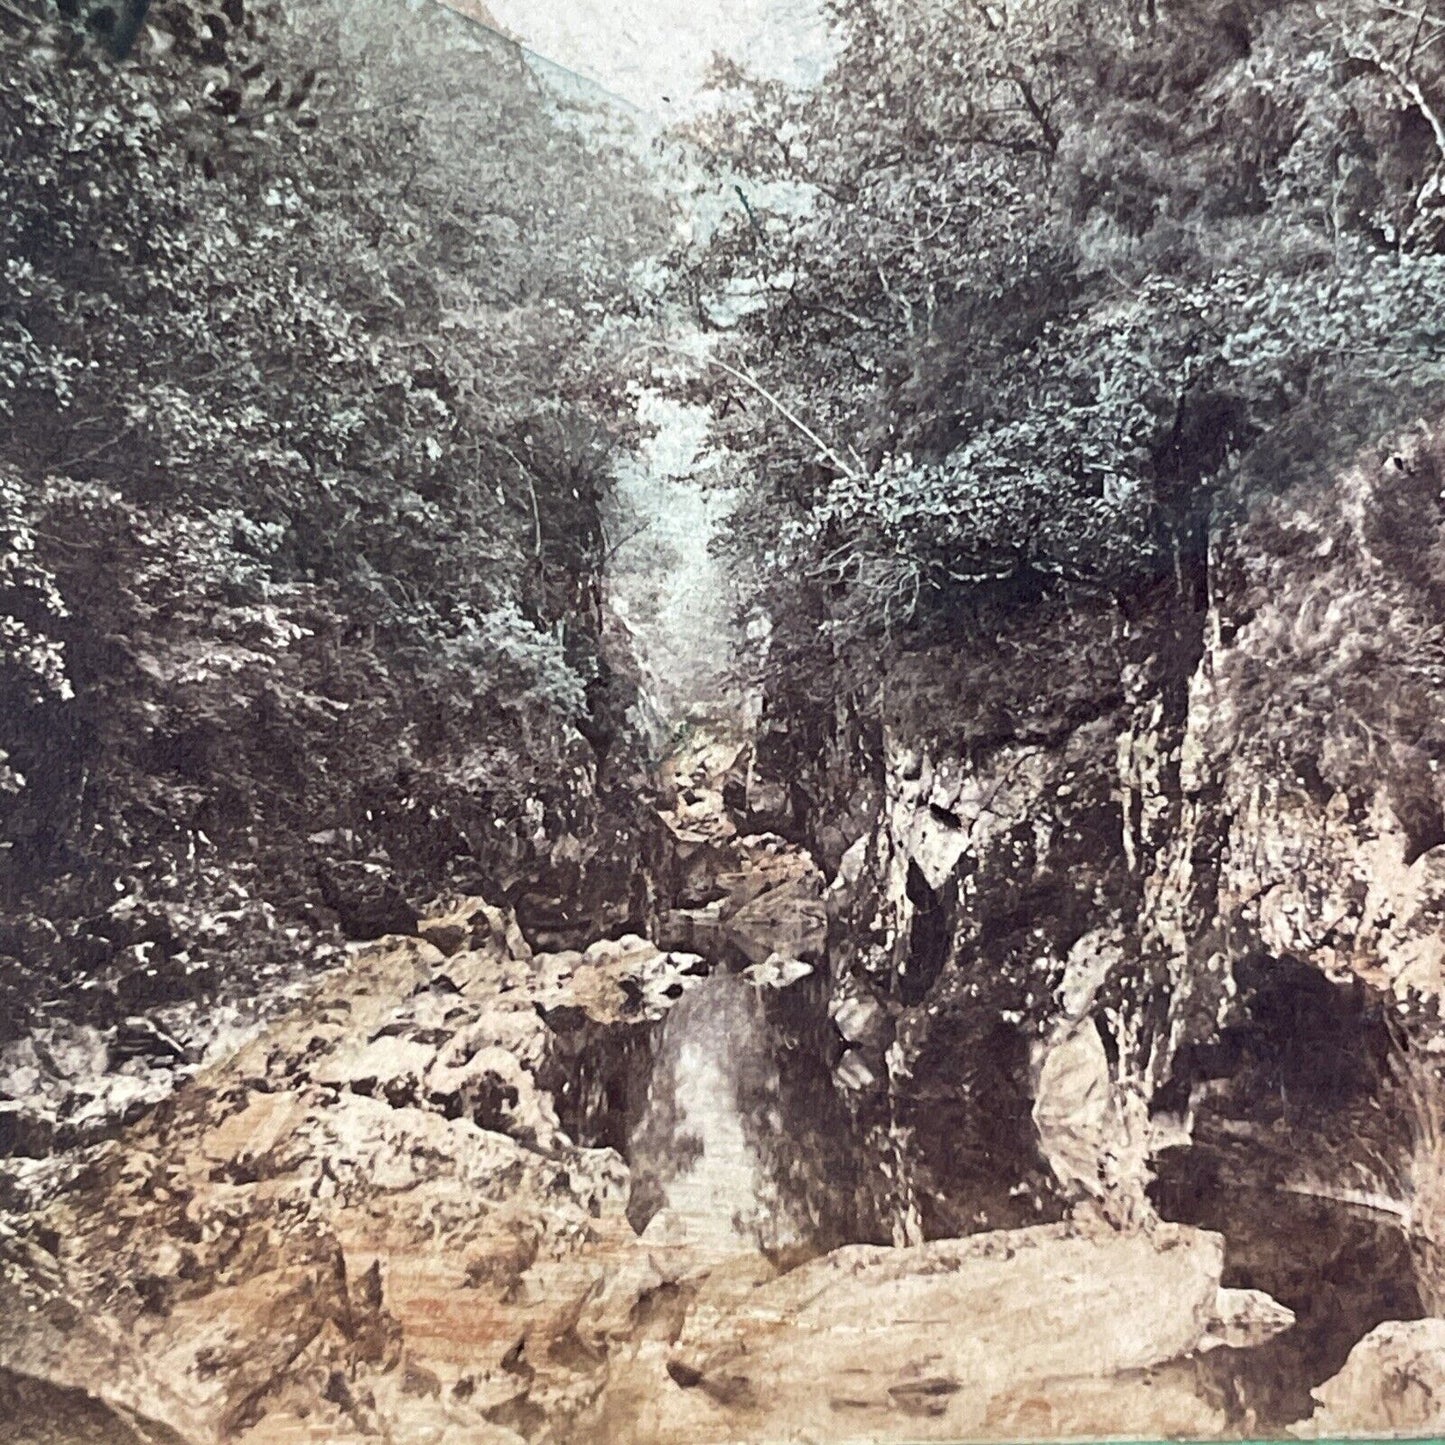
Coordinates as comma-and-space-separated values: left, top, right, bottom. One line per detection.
679, 0, 1445, 679
0, 0, 667, 1006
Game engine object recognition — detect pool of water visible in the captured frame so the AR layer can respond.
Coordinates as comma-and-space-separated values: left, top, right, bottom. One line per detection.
1153, 1150, 1423, 1431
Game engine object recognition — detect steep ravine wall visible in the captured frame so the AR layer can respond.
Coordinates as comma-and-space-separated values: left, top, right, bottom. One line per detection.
9, 416, 1445, 1440
752, 423, 1445, 1304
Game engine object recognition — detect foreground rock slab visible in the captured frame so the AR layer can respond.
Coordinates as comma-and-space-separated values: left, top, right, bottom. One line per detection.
1298, 1317, 1445, 1438
586, 1221, 1291, 1443
0, 903, 678, 1444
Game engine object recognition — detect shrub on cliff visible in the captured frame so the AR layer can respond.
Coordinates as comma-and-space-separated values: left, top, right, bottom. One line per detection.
680, 0, 1445, 709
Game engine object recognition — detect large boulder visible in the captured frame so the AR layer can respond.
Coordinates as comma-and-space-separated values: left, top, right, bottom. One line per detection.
1300, 1318, 1445, 1437
588, 1221, 1290, 1443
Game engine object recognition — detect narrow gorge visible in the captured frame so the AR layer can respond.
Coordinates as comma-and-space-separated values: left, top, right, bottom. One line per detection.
7, 0, 1445, 1440
9, 426, 1445, 1441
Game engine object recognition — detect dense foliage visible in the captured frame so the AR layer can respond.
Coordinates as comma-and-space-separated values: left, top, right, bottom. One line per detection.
681, 0, 1445, 707
0, 0, 666, 1020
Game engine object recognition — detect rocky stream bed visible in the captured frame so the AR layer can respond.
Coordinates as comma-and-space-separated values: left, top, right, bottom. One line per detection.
2, 732, 1445, 1443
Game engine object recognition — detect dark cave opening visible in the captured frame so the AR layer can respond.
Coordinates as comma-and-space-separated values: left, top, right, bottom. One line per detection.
1151, 955, 1420, 1430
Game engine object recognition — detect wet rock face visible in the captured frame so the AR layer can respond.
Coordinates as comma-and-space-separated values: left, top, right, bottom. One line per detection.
811, 694, 1164, 1237
790, 429, 1445, 1256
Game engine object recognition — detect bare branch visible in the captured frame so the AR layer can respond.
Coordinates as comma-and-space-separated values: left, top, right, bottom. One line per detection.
702, 355, 863, 481
1346, 30, 1445, 159
1344, 24, 1445, 241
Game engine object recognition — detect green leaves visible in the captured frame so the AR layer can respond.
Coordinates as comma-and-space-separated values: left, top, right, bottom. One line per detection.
0, 0, 663, 962
686, 0, 1445, 670
0, 470, 73, 711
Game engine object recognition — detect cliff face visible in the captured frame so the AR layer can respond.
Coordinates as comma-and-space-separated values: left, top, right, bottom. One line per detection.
1182, 425, 1445, 1005
755, 424, 1445, 1303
